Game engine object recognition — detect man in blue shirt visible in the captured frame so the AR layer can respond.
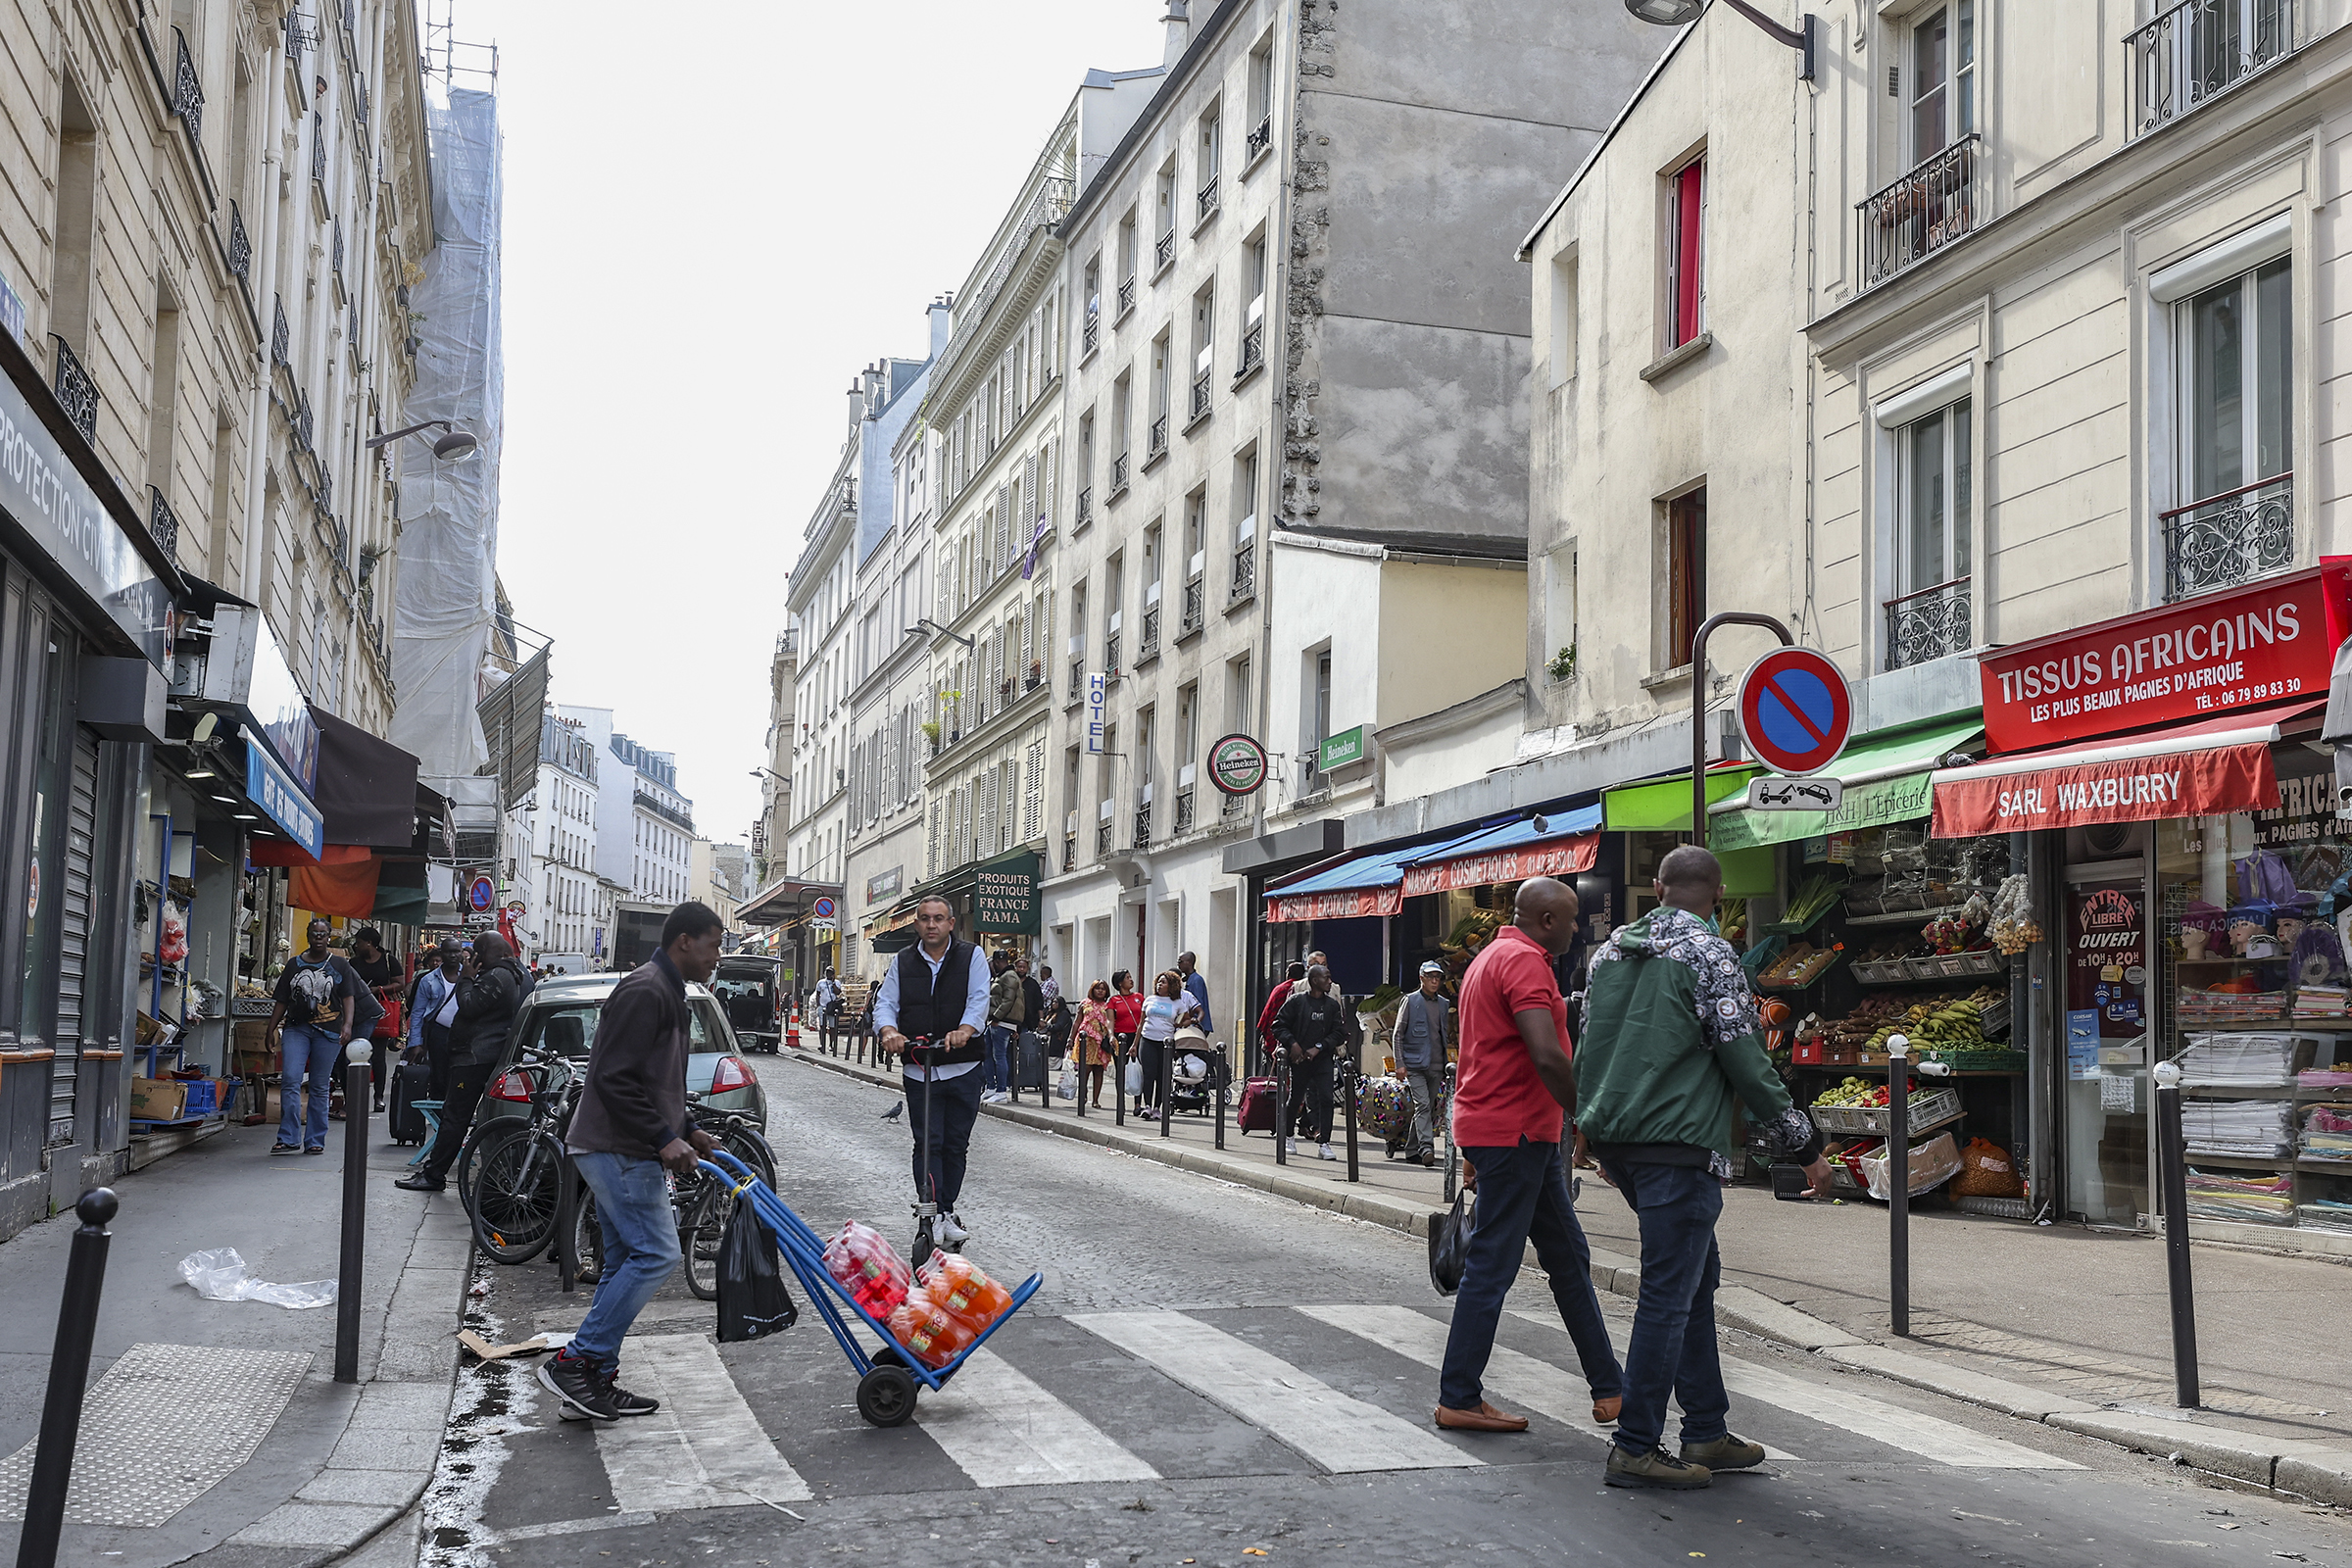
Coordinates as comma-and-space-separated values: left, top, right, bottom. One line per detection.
408, 938, 465, 1095
874, 895, 993, 1261
1177, 951, 1212, 1036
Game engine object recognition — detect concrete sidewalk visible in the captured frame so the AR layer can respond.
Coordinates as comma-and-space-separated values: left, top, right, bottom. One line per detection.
789, 1043, 2352, 1502
0, 1104, 469, 1568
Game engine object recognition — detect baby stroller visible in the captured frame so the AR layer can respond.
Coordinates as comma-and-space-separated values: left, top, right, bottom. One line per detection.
1163, 1032, 1230, 1118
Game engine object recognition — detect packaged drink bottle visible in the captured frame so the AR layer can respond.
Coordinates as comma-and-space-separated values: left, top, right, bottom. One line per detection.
918, 1254, 1012, 1334
825, 1220, 910, 1318
885, 1286, 972, 1369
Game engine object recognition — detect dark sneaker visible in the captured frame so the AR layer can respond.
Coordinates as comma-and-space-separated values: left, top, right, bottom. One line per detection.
599, 1368, 659, 1417
270, 1143, 300, 1156
539, 1354, 618, 1422
304, 1146, 325, 1155
393, 1173, 445, 1192
1605, 1444, 1713, 1490
1680, 1434, 1766, 1471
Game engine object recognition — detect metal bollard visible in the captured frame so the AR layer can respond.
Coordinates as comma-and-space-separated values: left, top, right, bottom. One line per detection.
2152, 1059, 2202, 1407
335, 1047, 370, 1384
1274, 1054, 1290, 1166
555, 1148, 578, 1295
1114, 1041, 1126, 1128
1160, 1043, 1175, 1139
1213, 1043, 1227, 1151
1343, 1057, 1360, 1184
16, 1188, 117, 1568
1886, 1034, 1911, 1339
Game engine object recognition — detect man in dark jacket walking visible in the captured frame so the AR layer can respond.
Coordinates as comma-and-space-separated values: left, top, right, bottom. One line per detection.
397, 932, 529, 1192
1577, 846, 1832, 1490
539, 904, 722, 1422
1273, 965, 1347, 1161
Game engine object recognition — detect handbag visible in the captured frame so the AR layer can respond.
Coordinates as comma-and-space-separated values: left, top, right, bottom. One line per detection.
1428, 1188, 1475, 1298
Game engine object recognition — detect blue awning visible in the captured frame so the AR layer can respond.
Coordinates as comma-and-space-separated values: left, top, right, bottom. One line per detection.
1263, 807, 1608, 922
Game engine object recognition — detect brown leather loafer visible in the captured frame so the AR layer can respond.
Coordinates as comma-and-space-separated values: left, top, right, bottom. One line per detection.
1434, 1400, 1531, 1433
1592, 1396, 1623, 1425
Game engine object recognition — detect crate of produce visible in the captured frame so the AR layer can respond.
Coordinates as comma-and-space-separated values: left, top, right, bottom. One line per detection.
1949, 949, 2005, 978
231, 997, 274, 1018
1860, 1132, 1965, 1200
1811, 1087, 1962, 1137
1903, 957, 1947, 981
1849, 958, 1898, 984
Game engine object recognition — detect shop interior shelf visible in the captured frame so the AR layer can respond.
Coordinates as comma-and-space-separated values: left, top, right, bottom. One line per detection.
2177, 956, 2292, 967
2182, 1017, 2352, 1031
2180, 1084, 2334, 1098
2297, 1158, 2352, 1175
1841, 904, 1971, 928
2183, 1152, 2294, 1169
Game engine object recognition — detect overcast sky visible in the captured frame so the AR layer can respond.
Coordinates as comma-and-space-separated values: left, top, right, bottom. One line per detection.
453, 0, 1171, 850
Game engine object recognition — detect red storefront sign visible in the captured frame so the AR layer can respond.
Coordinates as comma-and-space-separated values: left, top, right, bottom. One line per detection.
1977, 564, 2352, 754
1265, 833, 1600, 923
1398, 833, 1598, 898
1930, 741, 2278, 837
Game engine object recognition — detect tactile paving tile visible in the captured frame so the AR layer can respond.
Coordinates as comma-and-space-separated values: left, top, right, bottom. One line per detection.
0, 1343, 310, 1526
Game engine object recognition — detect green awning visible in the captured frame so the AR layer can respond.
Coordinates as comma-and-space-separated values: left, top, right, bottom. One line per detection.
1603, 764, 1761, 833
1710, 716, 1983, 854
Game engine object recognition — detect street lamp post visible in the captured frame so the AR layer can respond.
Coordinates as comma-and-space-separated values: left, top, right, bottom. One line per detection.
1624, 0, 1817, 81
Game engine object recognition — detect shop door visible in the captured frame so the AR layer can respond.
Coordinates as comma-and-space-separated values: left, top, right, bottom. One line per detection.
11, 602, 74, 1151
50, 727, 97, 1139
2062, 859, 2151, 1227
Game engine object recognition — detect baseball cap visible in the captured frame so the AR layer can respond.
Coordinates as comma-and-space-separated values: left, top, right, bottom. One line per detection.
1418, 960, 1446, 976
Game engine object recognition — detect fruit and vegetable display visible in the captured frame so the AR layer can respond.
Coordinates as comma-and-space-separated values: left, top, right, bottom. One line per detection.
1812, 1076, 1922, 1109
1778, 873, 1843, 930
1757, 942, 1840, 988
1988, 874, 2043, 955
1791, 986, 2006, 1055
1718, 898, 1748, 948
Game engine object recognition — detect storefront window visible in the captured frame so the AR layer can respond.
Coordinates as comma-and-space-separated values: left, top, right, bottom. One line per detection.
2066, 860, 2150, 1228
18, 625, 68, 1039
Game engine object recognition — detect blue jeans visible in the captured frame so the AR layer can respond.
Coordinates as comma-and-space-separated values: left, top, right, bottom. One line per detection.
1439, 1138, 1622, 1411
1598, 1157, 1728, 1455
277, 1025, 342, 1149
571, 1151, 683, 1363
984, 1025, 1012, 1094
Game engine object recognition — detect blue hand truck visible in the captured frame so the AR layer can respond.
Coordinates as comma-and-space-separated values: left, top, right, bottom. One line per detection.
700, 1148, 1044, 1427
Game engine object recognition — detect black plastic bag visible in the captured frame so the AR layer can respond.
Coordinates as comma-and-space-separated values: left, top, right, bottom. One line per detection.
716, 1202, 797, 1343
1428, 1189, 1474, 1298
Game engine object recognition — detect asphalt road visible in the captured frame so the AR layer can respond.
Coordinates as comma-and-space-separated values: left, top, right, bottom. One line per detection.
432, 1054, 2352, 1568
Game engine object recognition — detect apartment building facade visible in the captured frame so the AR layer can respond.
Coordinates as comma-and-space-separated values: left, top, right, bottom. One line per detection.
1516, 0, 2352, 1239
522, 711, 599, 971
1045, 0, 1665, 1000
754, 626, 795, 883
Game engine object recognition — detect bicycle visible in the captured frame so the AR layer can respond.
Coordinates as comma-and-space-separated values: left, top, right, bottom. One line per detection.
674, 1101, 778, 1299
461, 1044, 579, 1263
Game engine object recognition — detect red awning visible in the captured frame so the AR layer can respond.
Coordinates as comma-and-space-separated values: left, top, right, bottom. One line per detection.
1399, 832, 1597, 899
1928, 710, 2298, 837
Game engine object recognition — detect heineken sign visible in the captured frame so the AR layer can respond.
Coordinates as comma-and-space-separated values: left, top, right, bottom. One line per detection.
1319, 725, 1366, 772
1209, 732, 1268, 796
974, 851, 1041, 935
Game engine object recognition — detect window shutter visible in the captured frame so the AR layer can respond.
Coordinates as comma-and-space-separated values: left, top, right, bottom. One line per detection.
928, 800, 942, 875
1024, 740, 1045, 841
978, 767, 995, 854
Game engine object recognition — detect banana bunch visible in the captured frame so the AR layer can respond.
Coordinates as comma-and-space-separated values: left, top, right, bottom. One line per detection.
1812, 1076, 1880, 1107
1865, 996, 1990, 1052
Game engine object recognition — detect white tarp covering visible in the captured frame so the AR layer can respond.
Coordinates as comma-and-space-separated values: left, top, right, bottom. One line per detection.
391, 86, 505, 779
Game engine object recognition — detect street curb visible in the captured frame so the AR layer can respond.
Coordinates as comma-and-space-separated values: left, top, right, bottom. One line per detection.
788, 1047, 2352, 1506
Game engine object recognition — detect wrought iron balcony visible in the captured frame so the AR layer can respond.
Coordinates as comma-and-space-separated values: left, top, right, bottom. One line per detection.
1075, 485, 1093, 528
1083, 312, 1100, 357
1884, 576, 1973, 670
1221, 789, 1248, 820
2163, 473, 2292, 602
172, 27, 204, 143
1181, 575, 1204, 635
1149, 415, 1169, 459
312, 112, 326, 181
1071, 657, 1087, 702
1140, 604, 1161, 660
1134, 801, 1153, 847
1247, 115, 1273, 163
1197, 175, 1219, 222
318, 462, 332, 515
48, 335, 96, 443
295, 389, 315, 452
1117, 276, 1137, 317
147, 487, 179, 563
227, 202, 251, 278
1298, 755, 1326, 798
1155, 229, 1175, 270
1096, 818, 1112, 858
1109, 451, 1130, 498
272, 295, 289, 365
1190, 371, 1211, 421
2131, 0, 2296, 138
1062, 836, 1076, 873
1174, 788, 1196, 834
332, 220, 345, 280
1858, 134, 1981, 289
1237, 321, 1263, 379
1104, 633, 1121, 678
1229, 543, 1256, 604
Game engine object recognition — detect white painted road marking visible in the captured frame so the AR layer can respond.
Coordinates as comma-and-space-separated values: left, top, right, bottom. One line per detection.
915, 1347, 1159, 1486
1510, 1311, 2076, 1469
1070, 1309, 1481, 1475
594, 1334, 813, 1510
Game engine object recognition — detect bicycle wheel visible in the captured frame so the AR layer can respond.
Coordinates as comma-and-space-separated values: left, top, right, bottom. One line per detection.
721, 1124, 777, 1189
568, 1182, 603, 1285
681, 1176, 733, 1300
470, 1125, 564, 1263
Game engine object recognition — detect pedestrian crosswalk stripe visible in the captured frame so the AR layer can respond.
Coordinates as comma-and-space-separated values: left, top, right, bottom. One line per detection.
1069, 1310, 1482, 1475
1511, 1311, 2079, 1470
1303, 1304, 1795, 1459
914, 1347, 1160, 1487
595, 1333, 814, 1510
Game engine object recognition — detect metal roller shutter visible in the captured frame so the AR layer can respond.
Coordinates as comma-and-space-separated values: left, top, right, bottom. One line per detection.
51, 727, 98, 1135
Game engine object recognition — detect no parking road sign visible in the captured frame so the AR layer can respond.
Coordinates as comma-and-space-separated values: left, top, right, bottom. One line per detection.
1738, 647, 1851, 778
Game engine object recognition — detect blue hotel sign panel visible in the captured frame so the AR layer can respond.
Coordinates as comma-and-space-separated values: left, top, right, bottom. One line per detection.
246, 740, 324, 858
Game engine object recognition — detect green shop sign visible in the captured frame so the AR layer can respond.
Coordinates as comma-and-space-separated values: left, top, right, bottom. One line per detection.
1319, 725, 1366, 772
1710, 768, 1938, 854
973, 850, 1041, 935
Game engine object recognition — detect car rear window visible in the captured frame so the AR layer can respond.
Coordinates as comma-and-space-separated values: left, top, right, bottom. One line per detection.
515, 1004, 601, 1059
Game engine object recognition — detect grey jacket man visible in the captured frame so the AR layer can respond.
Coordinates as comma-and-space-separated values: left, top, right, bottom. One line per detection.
1396, 990, 1451, 1071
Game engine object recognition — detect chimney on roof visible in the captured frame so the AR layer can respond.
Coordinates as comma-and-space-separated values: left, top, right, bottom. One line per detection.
1161, 0, 1190, 68
848, 378, 865, 432
927, 294, 954, 360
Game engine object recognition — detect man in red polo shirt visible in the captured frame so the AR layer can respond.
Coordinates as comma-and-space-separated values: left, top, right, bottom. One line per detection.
1433, 876, 1623, 1434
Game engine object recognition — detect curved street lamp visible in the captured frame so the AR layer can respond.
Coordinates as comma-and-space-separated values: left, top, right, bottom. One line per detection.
365, 418, 480, 463
1625, 0, 1816, 80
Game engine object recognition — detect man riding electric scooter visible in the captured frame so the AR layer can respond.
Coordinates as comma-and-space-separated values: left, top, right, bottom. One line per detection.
873, 894, 993, 1266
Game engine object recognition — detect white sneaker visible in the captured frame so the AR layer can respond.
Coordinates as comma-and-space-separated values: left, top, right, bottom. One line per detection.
982, 1090, 1005, 1103
1284, 1137, 1298, 1155
1317, 1143, 1338, 1161
933, 1211, 969, 1247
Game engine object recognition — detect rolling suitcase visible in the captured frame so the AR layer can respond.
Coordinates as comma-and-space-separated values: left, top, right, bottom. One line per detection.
1016, 1031, 1049, 1093
1234, 1076, 1281, 1135
388, 1057, 433, 1146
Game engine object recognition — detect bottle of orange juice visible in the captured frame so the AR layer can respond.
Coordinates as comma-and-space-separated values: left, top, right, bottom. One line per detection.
920, 1254, 1013, 1334
885, 1285, 971, 1369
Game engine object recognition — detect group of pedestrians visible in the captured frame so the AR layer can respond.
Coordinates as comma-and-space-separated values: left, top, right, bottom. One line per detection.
1434, 850, 1832, 1493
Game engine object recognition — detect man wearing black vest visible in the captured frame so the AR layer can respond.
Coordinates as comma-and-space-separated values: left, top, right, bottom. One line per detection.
874, 894, 994, 1259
